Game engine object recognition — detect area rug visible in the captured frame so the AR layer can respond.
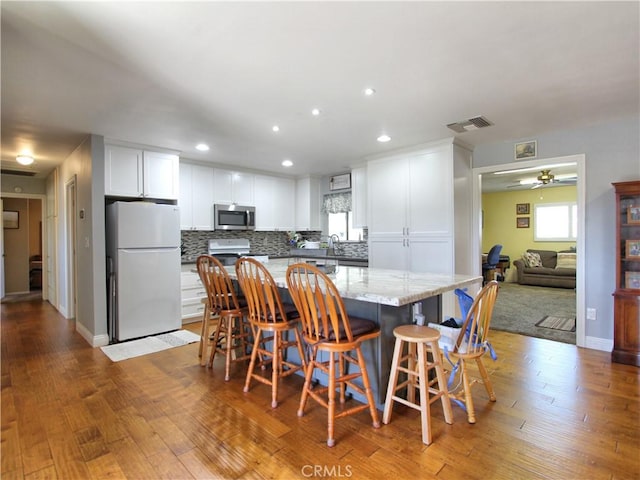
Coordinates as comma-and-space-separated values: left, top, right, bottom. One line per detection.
535, 315, 576, 332
100, 329, 200, 362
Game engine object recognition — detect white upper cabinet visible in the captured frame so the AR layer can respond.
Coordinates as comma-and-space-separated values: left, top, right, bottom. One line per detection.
295, 176, 321, 231
254, 174, 295, 231
105, 145, 143, 197
351, 166, 367, 228
143, 151, 180, 200
213, 169, 254, 205
179, 162, 214, 230
105, 144, 179, 200
367, 139, 469, 278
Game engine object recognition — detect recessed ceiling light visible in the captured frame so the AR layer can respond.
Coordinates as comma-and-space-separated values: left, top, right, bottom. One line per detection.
364, 87, 376, 96
195, 143, 209, 151
311, 108, 321, 116
282, 159, 293, 167
272, 125, 280, 132
377, 134, 391, 143
16, 155, 34, 165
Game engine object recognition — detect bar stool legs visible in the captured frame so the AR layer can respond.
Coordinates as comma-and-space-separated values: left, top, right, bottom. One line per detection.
383, 325, 453, 445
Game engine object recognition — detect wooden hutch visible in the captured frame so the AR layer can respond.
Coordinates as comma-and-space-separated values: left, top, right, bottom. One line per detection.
612, 181, 640, 366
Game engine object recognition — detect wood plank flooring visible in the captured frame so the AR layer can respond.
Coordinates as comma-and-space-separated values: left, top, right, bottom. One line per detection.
2, 299, 638, 479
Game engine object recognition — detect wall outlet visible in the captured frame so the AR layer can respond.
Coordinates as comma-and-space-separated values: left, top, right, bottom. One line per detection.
586, 308, 597, 320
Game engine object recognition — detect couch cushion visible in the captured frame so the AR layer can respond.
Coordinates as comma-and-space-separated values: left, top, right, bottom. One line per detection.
523, 266, 575, 277
556, 252, 576, 269
527, 249, 558, 268
522, 251, 542, 268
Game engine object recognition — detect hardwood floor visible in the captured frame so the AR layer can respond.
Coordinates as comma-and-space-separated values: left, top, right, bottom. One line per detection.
2, 299, 638, 479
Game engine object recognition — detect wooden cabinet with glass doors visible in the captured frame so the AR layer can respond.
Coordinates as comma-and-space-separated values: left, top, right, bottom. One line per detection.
612, 181, 640, 366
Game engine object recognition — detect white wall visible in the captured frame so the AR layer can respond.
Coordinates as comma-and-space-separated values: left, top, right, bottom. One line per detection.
473, 115, 640, 344
53, 134, 108, 346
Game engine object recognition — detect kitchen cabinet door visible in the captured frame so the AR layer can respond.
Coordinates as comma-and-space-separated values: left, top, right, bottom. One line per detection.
190, 165, 214, 229
295, 176, 321, 231
254, 174, 275, 230
254, 175, 295, 231
105, 145, 143, 197
273, 176, 295, 231
178, 163, 194, 230
407, 148, 453, 235
143, 151, 179, 200
180, 163, 214, 230
351, 166, 367, 228
368, 235, 407, 270
367, 156, 407, 236
105, 144, 179, 200
214, 169, 254, 205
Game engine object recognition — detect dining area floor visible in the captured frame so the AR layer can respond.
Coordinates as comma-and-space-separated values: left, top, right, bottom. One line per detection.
1, 298, 638, 479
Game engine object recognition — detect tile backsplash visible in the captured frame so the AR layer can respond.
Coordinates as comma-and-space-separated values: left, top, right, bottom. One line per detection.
181, 230, 368, 259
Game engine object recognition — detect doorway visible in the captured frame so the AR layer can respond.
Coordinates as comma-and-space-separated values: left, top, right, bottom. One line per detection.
0, 194, 47, 301
473, 154, 586, 347
65, 176, 77, 319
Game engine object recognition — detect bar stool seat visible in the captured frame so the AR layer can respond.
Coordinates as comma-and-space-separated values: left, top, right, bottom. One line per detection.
383, 325, 453, 445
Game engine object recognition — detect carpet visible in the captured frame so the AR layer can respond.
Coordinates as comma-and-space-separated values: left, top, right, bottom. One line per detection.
101, 329, 200, 362
535, 315, 576, 332
490, 283, 576, 344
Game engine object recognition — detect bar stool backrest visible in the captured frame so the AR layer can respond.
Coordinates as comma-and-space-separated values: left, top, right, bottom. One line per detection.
236, 257, 288, 326
454, 280, 499, 355
286, 263, 355, 346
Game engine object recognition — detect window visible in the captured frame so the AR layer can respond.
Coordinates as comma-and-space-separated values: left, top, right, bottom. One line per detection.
328, 212, 363, 241
324, 192, 363, 241
534, 202, 577, 241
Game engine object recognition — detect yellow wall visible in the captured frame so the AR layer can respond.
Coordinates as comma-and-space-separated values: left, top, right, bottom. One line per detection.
482, 185, 577, 263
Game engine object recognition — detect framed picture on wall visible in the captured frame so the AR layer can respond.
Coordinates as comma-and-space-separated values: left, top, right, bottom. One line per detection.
515, 140, 537, 160
516, 217, 530, 228
3, 211, 19, 229
516, 203, 530, 215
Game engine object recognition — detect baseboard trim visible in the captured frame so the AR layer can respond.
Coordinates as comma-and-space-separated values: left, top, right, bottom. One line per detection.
76, 322, 110, 347
585, 335, 613, 352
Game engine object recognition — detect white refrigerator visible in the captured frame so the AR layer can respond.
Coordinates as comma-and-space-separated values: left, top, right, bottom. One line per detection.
106, 201, 181, 342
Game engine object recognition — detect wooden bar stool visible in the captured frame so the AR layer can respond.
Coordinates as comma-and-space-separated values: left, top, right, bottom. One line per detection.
383, 325, 453, 445
199, 255, 252, 380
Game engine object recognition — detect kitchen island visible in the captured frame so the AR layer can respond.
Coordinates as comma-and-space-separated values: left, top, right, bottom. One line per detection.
225, 258, 482, 407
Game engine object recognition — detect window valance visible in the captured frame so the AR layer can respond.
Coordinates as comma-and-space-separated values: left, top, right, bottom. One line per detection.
322, 192, 352, 214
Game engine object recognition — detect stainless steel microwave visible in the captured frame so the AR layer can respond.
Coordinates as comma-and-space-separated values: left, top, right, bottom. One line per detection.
214, 204, 256, 230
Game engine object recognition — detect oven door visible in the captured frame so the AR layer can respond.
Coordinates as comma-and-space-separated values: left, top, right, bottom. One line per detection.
211, 254, 239, 266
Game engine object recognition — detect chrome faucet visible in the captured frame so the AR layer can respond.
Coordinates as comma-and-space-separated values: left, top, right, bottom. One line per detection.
329, 234, 344, 256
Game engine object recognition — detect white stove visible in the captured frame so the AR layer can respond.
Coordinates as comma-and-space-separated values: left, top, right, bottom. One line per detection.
207, 238, 268, 265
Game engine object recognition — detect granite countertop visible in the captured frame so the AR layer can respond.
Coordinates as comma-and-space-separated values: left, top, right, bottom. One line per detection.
182, 254, 368, 265
225, 258, 481, 307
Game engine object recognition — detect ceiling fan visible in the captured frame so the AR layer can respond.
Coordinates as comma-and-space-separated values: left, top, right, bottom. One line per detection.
508, 169, 577, 189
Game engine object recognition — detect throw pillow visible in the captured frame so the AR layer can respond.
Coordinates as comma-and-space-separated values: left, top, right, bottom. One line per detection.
556, 252, 576, 269
522, 251, 542, 268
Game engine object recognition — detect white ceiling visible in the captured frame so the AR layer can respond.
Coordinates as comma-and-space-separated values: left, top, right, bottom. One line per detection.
2, 2, 638, 184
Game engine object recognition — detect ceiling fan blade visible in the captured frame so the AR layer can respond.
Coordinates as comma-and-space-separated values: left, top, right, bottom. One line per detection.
531, 183, 543, 189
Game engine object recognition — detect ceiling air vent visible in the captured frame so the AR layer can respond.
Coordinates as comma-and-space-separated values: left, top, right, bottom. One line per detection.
447, 115, 493, 133
1, 168, 38, 177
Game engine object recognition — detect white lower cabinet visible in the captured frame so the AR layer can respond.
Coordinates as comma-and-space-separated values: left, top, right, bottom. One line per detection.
181, 265, 207, 323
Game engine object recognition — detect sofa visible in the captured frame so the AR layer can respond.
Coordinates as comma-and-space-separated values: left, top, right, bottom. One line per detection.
513, 249, 576, 289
